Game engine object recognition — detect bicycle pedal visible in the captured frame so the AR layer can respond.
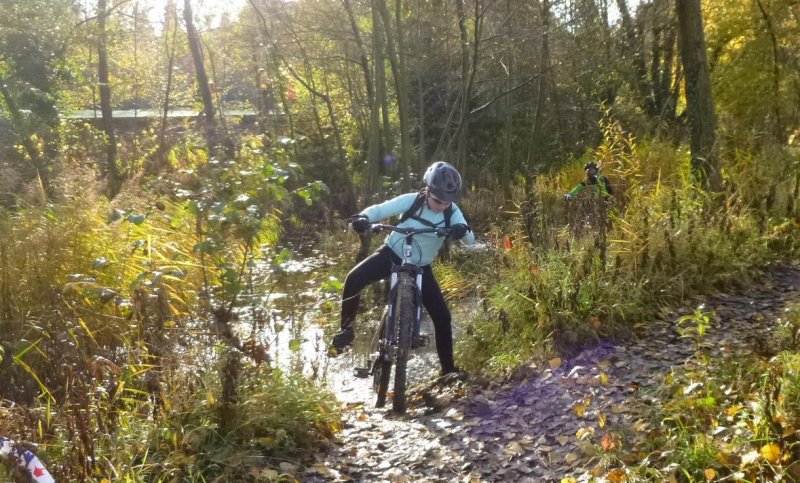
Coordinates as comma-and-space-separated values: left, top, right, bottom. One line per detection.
353, 367, 371, 378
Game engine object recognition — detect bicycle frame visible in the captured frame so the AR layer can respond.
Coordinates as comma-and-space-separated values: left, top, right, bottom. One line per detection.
366, 223, 448, 412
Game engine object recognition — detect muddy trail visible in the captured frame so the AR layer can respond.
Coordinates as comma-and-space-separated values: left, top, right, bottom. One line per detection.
303, 263, 800, 482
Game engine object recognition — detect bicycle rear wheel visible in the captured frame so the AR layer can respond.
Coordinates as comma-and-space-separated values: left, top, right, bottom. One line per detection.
392, 273, 415, 413
374, 311, 391, 408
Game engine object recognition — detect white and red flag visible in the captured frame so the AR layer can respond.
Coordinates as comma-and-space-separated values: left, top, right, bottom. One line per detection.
0, 435, 56, 483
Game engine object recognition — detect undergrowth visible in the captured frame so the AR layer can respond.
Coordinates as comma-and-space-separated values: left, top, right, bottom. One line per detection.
0, 136, 339, 481
457, 117, 800, 374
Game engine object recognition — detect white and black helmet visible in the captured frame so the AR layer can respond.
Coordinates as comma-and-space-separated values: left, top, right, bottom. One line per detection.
423, 161, 462, 203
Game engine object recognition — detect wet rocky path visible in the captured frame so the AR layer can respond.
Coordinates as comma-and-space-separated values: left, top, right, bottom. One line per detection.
305, 263, 800, 482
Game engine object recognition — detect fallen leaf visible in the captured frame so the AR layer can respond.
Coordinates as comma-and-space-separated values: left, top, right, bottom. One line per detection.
683, 382, 703, 395
504, 441, 524, 457
576, 427, 595, 440
704, 468, 716, 480
598, 359, 611, 369
601, 432, 618, 452
561, 478, 577, 483
503, 234, 513, 250
726, 404, 743, 418
606, 467, 627, 482
761, 443, 781, 463
741, 450, 759, 465
565, 453, 579, 464
557, 435, 570, 446
599, 372, 609, 385
549, 357, 562, 370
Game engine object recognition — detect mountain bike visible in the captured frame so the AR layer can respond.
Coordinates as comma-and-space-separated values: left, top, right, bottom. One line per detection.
354, 223, 450, 413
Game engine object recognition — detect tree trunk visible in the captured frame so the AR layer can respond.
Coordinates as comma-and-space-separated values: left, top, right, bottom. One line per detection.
184, 0, 217, 148
617, 0, 650, 108
372, 0, 392, 180
376, 0, 411, 188
0, 84, 46, 183
454, 0, 471, 171
156, 0, 179, 168
98, 0, 121, 197
501, 0, 514, 203
675, 0, 721, 191
526, 0, 550, 173
755, 0, 785, 143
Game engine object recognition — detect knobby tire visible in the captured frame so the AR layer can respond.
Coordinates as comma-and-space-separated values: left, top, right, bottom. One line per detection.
392, 273, 415, 413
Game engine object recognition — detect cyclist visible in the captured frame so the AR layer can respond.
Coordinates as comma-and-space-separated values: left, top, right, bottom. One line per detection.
331, 161, 474, 376
564, 162, 613, 201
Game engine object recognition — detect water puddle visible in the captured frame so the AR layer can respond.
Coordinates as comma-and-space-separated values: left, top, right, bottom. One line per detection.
231, 246, 442, 407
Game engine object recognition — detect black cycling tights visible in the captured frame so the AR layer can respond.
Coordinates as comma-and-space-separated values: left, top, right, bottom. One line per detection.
340, 245, 455, 372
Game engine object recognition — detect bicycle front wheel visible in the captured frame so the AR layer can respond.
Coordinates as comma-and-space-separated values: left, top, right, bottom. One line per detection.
392, 273, 416, 413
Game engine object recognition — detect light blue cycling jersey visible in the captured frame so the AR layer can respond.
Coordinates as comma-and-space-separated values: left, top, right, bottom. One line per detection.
360, 192, 475, 266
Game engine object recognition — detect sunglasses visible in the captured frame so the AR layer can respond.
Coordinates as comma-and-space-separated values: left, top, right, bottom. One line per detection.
428, 194, 451, 206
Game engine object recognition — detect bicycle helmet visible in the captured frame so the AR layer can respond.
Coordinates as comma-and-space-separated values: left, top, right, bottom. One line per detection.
423, 161, 462, 203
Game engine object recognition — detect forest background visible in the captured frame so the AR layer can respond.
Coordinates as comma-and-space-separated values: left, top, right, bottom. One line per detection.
1, 0, 799, 480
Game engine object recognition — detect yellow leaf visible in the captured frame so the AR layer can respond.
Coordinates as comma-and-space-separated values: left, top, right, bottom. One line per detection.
598, 359, 611, 369
576, 427, 595, 440
206, 391, 215, 405
549, 357, 562, 370
572, 401, 587, 417
599, 371, 609, 385
598, 412, 606, 428
101, 479, 110, 483
716, 451, 731, 465
561, 478, 577, 483
760, 443, 781, 463
726, 404, 743, 417
704, 468, 716, 481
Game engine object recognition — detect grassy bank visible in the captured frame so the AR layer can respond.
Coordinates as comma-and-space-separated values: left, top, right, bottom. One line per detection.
455, 121, 800, 373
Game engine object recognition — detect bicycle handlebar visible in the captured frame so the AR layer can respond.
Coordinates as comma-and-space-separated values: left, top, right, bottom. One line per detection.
369, 223, 449, 237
